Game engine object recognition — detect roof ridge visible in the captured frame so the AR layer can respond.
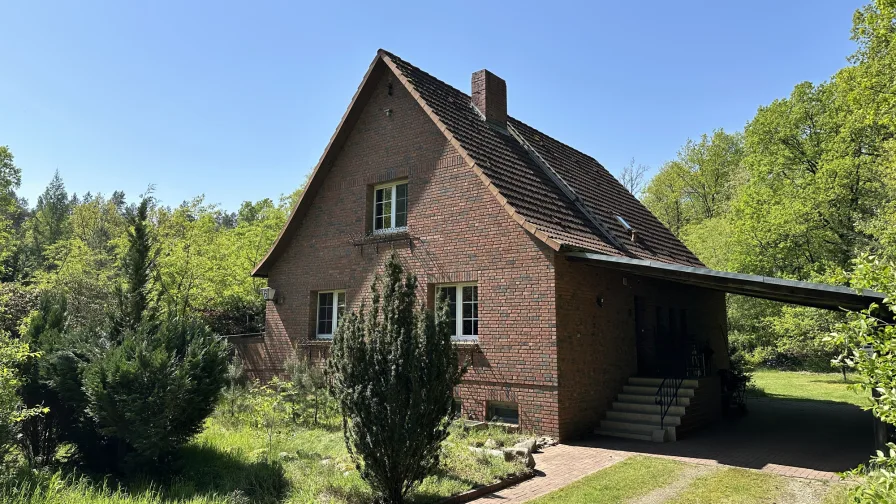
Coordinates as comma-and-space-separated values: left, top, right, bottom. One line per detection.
254, 49, 704, 277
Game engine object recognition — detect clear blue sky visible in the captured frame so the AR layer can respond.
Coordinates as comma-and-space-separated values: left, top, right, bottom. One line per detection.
2, 1, 862, 211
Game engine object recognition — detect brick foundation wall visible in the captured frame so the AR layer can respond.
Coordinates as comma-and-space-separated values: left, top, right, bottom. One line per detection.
234, 66, 561, 437
555, 259, 729, 440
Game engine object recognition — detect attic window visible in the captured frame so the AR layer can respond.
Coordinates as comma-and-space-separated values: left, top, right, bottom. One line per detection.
616, 215, 633, 231
373, 181, 408, 233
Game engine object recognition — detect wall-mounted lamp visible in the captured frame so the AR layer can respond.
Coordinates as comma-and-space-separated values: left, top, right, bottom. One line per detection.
260, 287, 277, 303
596, 295, 604, 307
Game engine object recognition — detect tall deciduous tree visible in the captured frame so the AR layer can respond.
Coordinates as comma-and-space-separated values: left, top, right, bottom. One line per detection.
643, 130, 744, 237
327, 255, 464, 504
0, 147, 22, 278
617, 158, 649, 199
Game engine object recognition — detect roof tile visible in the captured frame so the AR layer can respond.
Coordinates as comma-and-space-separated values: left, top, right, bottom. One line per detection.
382, 50, 703, 267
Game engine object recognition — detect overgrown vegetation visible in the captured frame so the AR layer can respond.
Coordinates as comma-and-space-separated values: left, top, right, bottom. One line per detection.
14, 196, 229, 474
328, 254, 465, 504
0, 329, 41, 465
0, 376, 527, 504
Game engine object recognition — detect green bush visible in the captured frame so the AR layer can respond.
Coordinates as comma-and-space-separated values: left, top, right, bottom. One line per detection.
85, 317, 228, 471
17, 293, 71, 466
16, 196, 230, 474
283, 356, 334, 427
0, 330, 40, 465
220, 355, 249, 420
327, 254, 464, 504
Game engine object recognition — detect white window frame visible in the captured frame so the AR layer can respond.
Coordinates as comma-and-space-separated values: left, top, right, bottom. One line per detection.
372, 181, 408, 234
316, 290, 346, 340
435, 282, 479, 342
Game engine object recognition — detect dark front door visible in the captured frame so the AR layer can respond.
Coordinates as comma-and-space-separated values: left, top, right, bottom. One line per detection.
634, 296, 653, 375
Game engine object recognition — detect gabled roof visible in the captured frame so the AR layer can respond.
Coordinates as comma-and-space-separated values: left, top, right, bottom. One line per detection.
252, 50, 702, 277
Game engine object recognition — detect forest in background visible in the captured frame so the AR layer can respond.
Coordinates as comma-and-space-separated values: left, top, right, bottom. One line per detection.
619, 1, 896, 370
1, 0, 895, 372
0, 154, 302, 341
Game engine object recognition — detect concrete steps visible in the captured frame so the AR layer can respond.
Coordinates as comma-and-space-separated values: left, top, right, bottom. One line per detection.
595, 376, 702, 443
628, 377, 699, 388
617, 393, 691, 406
593, 428, 653, 442
623, 385, 695, 397
612, 401, 686, 416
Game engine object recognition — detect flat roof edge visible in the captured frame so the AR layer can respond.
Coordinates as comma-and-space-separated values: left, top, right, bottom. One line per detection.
565, 251, 886, 309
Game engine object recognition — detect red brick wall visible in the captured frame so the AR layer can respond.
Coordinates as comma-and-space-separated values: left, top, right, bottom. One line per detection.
235, 68, 561, 437
555, 259, 729, 440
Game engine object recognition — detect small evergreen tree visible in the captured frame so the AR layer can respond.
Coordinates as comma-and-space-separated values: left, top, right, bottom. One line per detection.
83, 195, 228, 472
110, 197, 156, 338
18, 293, 70, 465
85, 317, 228, 470
222, 355, 249, 418
327, 254, 464, 504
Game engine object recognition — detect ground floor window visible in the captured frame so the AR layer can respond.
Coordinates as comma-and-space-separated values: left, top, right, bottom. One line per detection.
436, 283, 478, 341
316, 290, 346, 339
487, 401, 519, 425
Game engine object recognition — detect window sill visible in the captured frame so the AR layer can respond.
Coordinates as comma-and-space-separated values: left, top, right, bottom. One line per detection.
301, 339, 334, 346
371, 226, 408, 236
351, 230, 412, 248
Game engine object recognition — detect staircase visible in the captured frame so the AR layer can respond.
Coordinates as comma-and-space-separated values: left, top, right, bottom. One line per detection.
595, 376, 711, 443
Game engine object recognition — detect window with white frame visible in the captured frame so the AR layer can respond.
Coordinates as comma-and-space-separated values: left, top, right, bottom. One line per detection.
436, 283, 478, 341
373, 181, 408, 232
316, 290, 346, 339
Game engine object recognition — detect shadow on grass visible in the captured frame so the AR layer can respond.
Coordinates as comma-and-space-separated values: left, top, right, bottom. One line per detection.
155, 443, 290, 503
11, 443, 292, 504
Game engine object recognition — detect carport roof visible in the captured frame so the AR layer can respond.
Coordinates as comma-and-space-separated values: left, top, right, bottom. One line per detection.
566, 251, 886, 312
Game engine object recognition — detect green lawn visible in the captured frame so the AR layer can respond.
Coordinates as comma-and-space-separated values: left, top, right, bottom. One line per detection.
528, 456, 685, 504
749, 369, 867, 407
0, 415, 528, 504
531, 457, 847, 504
667, 467, 786, 504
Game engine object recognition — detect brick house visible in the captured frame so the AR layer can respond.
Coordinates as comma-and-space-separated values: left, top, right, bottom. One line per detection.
238, 50, 883, 442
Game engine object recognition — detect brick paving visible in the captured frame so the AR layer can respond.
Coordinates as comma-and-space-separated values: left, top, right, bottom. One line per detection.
471, 398, 871, 503
472, 444, 631, 503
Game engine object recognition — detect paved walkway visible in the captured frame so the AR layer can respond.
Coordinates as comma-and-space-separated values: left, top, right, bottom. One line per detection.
473, 444, 631, 503
472, 398, 872, 503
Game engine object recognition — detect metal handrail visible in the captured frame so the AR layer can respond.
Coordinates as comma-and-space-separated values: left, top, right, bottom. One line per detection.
655, 377, 684, 430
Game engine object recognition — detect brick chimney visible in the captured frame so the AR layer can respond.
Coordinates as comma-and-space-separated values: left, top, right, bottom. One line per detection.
471, 69, 507, 126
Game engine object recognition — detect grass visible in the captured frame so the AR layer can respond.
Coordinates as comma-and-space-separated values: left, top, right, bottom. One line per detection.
667, 467, 786, 504
527, 456, 686, 504
749, 369, 867, 407
531, 458, 849, 504
0, 414, 529, 504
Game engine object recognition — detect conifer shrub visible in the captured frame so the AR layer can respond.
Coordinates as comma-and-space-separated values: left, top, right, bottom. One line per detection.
327, 254, 464, 504
85, 317, 228, 471
17, 196, 230, 473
